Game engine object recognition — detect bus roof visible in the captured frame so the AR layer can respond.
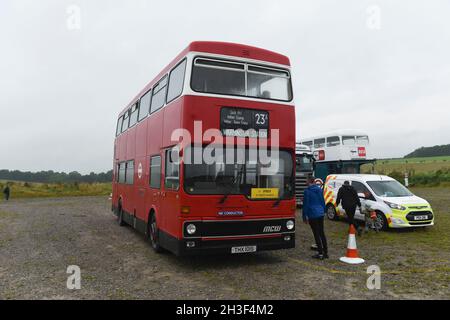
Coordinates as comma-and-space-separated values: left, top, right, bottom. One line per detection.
299, 129, 369, 142
118, 41, 291, 117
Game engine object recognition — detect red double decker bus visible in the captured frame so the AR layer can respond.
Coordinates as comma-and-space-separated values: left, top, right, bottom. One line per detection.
112, 41, 296, 256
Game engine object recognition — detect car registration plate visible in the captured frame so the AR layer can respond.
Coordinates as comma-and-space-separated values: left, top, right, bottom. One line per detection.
414, 215, 428, 221
231, 246, 257, 254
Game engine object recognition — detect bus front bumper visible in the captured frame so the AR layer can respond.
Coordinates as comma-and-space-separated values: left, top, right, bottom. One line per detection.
175, 234, 295, 256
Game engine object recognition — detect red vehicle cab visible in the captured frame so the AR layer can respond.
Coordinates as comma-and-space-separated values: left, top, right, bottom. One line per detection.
112, 41, 296, 256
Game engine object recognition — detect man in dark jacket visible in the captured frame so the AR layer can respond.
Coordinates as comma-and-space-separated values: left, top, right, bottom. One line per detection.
3, 185, 10, 201
303, 178, 328, 259
336, 181, 362, 235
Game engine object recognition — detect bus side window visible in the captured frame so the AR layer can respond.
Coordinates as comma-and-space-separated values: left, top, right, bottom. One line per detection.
118, 162, 126, 184
166, 59, 187, 104
125, 160, 134, 185
129, 103, 139, 127
151, 76, 168, 114
116, 116, 123, 136
121, 111, 130, 133
150, 156, 161, 189
165, 149, 180, 190
138, 89, 151, 121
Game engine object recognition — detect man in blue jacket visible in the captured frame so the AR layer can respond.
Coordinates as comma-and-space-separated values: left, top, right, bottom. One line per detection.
303, 177, 328, 259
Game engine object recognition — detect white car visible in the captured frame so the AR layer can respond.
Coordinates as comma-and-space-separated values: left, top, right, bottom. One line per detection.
323, 174, 434, 230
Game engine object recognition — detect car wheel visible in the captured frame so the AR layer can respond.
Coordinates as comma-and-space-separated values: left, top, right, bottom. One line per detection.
148, 213, 163, 253
326, 204, 338, 221
375, 211, 388, 231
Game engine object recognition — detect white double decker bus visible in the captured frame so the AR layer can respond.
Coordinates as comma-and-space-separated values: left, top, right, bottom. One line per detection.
298, 130, 375, 181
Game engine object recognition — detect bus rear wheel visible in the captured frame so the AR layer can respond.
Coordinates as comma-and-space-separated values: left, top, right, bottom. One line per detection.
117, 205, 126, 227
326, 204, 338, 221
148, 213, 163, 253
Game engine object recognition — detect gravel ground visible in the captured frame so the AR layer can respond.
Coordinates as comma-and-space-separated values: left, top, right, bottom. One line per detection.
0, 195, 448, 300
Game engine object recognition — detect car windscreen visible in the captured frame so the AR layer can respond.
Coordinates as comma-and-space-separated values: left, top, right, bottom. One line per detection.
367, 180, 413, 197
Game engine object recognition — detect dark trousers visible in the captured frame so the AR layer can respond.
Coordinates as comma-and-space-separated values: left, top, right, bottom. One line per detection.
3, 193, 9, 201
345, 206, 359, 229
309, 217, 327, 255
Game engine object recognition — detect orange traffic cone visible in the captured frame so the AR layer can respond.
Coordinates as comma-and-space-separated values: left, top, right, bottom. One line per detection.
340, 225, 365, 264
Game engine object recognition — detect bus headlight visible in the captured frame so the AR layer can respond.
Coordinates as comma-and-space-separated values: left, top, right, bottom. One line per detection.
186, 224, 197, 235
286, 220, 295, 230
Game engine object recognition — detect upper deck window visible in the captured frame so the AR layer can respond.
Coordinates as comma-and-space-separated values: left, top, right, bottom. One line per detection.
356, 135, 369, 145
342, 136, 356, 146
314, 138, 325, 148
191, 57, 292, 102
326, 136, 340, 147
151, 76, 168, 114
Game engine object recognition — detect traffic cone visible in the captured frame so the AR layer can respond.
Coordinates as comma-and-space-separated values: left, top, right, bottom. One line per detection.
339, 225, 365, 264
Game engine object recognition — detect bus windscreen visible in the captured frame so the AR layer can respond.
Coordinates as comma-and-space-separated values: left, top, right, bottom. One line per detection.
184, 147, 294, 199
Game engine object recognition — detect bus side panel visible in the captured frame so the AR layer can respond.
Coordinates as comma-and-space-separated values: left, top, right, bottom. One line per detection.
117, 132, 128, 208
146, 111, 164, 229
134, 121, 148, 223
161, 100, 183, 238
123, 129, 136, 216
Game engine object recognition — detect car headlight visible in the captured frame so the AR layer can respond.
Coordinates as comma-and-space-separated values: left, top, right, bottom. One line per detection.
286, 220, 295, 230
384, 201, 406, 211
391, 218, 405, 224
186, 224, 197, 235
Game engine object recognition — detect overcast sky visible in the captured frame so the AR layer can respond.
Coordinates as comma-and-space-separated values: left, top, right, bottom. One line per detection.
1, 0, 449, 174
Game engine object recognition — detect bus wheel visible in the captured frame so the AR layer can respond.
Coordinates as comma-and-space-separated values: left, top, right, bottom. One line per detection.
375, 211, 388, 231
326, 204, 338, 221
117, 206, 126, 227
148, 213, 163, 253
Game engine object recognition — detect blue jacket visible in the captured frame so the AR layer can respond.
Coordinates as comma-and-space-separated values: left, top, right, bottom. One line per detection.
302, 184, 326, 221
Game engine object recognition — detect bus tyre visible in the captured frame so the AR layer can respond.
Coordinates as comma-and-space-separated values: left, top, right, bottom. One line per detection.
117, 206, 126, 227
375, 211, 388, 231
326, 204, 338, 221
149, 213, 163, 253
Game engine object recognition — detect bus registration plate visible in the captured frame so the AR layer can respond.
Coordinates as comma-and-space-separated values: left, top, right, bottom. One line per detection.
231, 246, 257, 254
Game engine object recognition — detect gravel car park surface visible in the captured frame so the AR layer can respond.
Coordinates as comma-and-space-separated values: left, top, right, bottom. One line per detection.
0, 190, 449, 300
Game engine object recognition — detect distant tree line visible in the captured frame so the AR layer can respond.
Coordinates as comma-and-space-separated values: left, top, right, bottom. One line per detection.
404, 144, 450, 158
0, 169, 113, 183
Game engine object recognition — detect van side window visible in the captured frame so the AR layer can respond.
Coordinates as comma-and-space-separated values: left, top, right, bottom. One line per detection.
165, 148, 180, 190
167, 59, 187, 103
150, 156, 161, 189
351, 181, 374, 200
139, 90, 151, 121
126, 161, 134, 184
151, 76, 168, 114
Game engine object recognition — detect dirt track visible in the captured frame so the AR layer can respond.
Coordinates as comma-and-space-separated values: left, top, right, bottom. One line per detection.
0, 194, 448, 300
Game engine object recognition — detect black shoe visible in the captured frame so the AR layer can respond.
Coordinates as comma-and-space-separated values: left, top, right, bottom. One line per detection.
323, 253, 329, 259
312, 253, 324, 260
357, 227, 363, 237
310, 244, 319, 251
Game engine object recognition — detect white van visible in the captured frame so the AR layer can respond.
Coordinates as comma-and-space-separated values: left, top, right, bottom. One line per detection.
323, 174, 434, 230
